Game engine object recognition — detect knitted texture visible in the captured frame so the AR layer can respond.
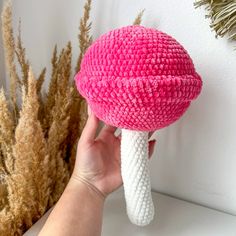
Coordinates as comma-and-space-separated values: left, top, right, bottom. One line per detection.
75, 25, 202, 131
74, 25, 203, 226
121, 130, 154, 226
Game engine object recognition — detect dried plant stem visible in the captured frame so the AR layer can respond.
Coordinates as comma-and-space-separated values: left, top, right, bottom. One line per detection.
0, 0, 93, 234
44, 42, 72, 133
75, 0, 92, 73
195, 0, 236, 41
37, 68, 47, 125
68, 0, 93, 169
5, 69, 50, 233
133, 9, 145, 25
47, 87, 72, 205
0, 210, 16, 236
36, 67, 46, 94
56, 42, 72, 96
0, 148, 8, 211
51, 151, 70, 203
0, 88, 15, 173
1, 0, 19, 122
15, 19, 29, 91
69, 98, 87, 171
0, 180, 8, 210
43, 45, 58, 129
45, 42, 73, 204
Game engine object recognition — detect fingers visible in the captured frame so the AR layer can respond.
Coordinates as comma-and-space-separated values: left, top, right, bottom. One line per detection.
80, 112, 99, 144
115, 130, 121, 139
102, 125, 117, 134
148, 140, 156, 159
98, 124, 117, 138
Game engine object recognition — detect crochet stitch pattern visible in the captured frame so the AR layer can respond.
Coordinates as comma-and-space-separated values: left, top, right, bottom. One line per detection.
75, 25, 202, 131
75, 25, 202, 226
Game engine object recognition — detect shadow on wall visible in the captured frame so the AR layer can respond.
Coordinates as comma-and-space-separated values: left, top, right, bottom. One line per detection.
149, 67, 235, 209
91, 0, 120, 38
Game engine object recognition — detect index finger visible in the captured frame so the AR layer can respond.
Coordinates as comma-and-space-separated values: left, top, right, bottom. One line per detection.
79, 112, 99, 144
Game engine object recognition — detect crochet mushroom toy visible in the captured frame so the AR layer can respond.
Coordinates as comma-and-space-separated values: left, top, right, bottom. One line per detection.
75, 25, 202, 226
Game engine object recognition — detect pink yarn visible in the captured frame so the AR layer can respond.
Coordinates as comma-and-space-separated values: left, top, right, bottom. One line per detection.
75, 26, 202, 131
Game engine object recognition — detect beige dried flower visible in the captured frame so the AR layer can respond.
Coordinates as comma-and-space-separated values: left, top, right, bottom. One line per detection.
47, 85, 72, 204
133, 9, 145, 25
0, 88, 15, 173
75, 0, 92, 73
1, 0, 19, 121
56, 42, 72, 96
15, 19, 29, 91
44, 46, 68, 132
195, 0, 236, 41
36, 68, 46, 95
0, 210, 16, 236
69, 98, 87, 171
50, 151, 70, 203
0, 168, 8, 211
5, 68, 50, 232
68, 0, 93, 170
36, 68, 47, 126
0, 88, 15, 233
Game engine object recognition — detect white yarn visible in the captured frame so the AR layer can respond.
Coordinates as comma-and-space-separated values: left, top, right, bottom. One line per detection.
121, 129, 154, 226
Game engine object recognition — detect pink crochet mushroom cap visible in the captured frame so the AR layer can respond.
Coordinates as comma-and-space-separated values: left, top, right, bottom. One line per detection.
75, 25, 202, 131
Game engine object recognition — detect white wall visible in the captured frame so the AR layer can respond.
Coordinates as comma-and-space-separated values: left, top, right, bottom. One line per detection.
1, 0, 236, 215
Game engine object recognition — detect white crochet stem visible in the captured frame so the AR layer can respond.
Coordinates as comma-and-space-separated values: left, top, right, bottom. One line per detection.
121, 129, 154, 226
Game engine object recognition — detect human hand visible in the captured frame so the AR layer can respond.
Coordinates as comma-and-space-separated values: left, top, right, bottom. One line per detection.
72, 106, 156, 197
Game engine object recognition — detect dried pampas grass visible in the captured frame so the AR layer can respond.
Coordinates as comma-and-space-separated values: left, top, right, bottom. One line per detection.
76, 0, 92, 72
5, 69, 50, 233
0, 0, 91, 234
0, 89, 14, 174
0, 0, 144, 234
1, 0, 19, 123
195, 0, 236, 41
133, 9, 145, 25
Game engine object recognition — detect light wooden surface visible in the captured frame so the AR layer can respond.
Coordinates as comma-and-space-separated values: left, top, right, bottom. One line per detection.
24, 189, 236, 236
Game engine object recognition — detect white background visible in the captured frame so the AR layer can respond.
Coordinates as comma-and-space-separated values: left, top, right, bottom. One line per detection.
1, 0, 236, 216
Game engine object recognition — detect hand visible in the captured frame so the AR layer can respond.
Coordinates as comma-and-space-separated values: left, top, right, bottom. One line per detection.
72, 106, 156, 197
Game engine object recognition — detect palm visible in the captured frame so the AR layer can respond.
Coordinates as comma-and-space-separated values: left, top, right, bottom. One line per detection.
73, 112, 155, 196
75, 123, 122, 195
91, 133, 121, 194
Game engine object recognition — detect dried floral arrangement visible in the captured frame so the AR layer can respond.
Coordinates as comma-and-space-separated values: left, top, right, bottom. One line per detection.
195, 0, 236, 41
0, 0, 143, 235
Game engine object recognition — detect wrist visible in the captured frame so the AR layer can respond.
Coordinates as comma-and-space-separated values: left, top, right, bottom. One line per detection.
70, 174, 106, 202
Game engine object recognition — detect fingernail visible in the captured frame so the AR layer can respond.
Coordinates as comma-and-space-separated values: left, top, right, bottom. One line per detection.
150, 139, 156, 146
